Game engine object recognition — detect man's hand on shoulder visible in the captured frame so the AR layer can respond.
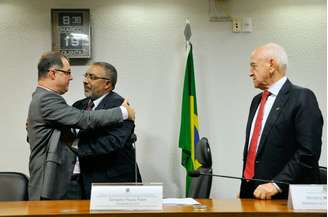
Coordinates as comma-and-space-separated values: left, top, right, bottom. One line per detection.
121, 98, 135, 121
253, 183, 279, 200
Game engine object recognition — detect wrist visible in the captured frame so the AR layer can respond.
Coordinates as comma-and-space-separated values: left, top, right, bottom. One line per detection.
271, 181, 282, 193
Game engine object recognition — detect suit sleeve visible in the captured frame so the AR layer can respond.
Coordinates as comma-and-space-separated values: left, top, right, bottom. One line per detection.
77, 120, 135, 158
273, 89, 323, 188
40, 92, 123, 129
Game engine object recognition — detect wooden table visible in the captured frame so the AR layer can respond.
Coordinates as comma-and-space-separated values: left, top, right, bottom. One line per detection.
0, 199, 325, 217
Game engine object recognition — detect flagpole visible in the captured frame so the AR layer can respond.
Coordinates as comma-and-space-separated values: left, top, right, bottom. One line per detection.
180, 19, 201, 196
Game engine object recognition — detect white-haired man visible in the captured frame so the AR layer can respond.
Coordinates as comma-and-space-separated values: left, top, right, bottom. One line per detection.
240, 43, 323, 199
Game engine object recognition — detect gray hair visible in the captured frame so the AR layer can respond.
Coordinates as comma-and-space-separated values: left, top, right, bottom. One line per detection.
92, 62, 117, 89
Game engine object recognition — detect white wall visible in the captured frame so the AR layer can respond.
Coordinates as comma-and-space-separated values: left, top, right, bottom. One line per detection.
0, 0, 326, 198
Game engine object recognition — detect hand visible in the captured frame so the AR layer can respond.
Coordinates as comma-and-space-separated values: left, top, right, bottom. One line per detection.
121, 99, 135, 121
253, 183, 279, 200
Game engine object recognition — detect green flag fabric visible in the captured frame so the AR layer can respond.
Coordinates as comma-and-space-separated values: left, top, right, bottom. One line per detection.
179, 43, 202, 196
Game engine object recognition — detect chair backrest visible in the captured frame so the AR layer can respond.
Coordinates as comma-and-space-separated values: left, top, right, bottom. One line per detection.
0, 172, 29, 201
195, 137, 212, 169
319, 166, 327, 184
187, 137, 212, 198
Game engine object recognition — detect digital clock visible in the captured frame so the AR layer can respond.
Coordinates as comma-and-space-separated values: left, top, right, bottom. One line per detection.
51, 9, 91, 58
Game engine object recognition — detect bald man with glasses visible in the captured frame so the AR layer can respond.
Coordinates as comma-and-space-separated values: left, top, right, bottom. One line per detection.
27, 52, 136, 200
69, 62, 142, 199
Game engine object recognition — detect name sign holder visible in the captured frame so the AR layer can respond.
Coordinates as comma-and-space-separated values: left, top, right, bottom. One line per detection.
90, 183, 163, 211
288, 184, 327, 210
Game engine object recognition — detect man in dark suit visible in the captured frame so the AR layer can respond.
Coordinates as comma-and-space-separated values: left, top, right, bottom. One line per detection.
72, 62, 142, 199
27, 52, 135, 200
240, 43, 323, 199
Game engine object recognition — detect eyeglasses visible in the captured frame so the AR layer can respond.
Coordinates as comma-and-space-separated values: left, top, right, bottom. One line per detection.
84, 73, 110, 81
51, 69, 72, 76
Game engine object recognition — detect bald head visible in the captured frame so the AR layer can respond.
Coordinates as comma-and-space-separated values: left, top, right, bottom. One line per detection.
252, 43, 288, 74
249, 43, 288, 90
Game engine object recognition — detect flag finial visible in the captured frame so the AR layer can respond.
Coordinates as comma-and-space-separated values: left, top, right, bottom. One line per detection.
184, 19, 192, 42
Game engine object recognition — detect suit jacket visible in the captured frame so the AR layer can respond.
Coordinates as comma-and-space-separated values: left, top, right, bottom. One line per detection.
240, 80, 323, 199
73, 91, 142, 199
27, 87, 123, 200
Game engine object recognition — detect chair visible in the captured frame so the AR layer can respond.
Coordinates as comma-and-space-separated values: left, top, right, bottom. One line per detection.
0, 172, 29, 201
187, 137, 212, 198
319, 166, 327, 184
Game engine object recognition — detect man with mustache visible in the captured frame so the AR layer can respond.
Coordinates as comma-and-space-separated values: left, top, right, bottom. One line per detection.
27, 52, 135, 200
69, 62, 142, 199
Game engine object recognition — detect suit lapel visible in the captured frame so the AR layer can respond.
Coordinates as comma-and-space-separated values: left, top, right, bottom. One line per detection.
256, 80, 292, 157
94, 92, 113, 110
75, 98, 90, 110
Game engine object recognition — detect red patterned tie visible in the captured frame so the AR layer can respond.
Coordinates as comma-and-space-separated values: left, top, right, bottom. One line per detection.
244, 90, 270, 180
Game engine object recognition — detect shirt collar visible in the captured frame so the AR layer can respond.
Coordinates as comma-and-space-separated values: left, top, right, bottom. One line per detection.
268, 76, 287, 96
92, 92, 109, 109
37, 85, 59, 94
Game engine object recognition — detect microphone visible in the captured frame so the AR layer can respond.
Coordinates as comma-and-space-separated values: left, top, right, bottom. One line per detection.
188, 170, 289, 185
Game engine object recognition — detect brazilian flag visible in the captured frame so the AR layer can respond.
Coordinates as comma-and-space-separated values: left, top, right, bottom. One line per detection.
179, 43, 202, 196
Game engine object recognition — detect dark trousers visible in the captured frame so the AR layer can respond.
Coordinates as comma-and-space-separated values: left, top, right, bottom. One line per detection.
63, 174, 84, 199
239, 180, 288, 199
240, 180, 257, 198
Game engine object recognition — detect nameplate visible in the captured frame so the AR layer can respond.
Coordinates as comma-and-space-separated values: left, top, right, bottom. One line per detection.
288, 184, 327, 209
90, 183, 163, 210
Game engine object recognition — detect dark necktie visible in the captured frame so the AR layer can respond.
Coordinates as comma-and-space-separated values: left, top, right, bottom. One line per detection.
244, 90, 270, 180
74, 100, 94, 138
86, 99, 95, 111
